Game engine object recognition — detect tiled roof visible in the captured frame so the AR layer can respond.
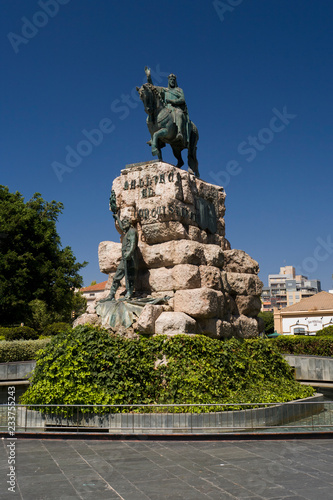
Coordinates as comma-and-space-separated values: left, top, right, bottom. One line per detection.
80, 281, 108, 292
281, 291, 333, 313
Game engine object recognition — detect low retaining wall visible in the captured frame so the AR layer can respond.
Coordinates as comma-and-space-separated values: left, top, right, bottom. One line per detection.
284, 355, 333, 382
0, 361, 36, 381
14, 395, 324, 434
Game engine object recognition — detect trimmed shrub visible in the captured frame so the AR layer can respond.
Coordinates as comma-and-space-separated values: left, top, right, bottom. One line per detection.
271, 336, 333, 356
0, 326, 38, 341
0, 339, 50, 363
0, 327, 12, 339
43, 322, 72, 337
21, 326, 314, 413
316, 325, 333, 337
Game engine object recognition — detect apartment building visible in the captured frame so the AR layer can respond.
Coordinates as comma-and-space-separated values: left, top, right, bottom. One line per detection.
261, 266, 321, 312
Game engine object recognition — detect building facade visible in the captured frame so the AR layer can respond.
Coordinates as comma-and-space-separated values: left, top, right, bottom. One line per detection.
80, 281, 108, 314
261, 266, 321, 312
274, 291, 333, 335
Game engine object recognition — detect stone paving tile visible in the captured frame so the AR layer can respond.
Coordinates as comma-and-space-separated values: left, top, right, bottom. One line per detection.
66, 476, 113, 494
290, 486, 333, 500
79, 493, 121, 500
18, 479, 79, 500
301, 469, 333, 484
2, 439, 333, 499
272, 497, 309, 500
16, 464, 64, 478
133, 477, 207, 498
205, 491, 241, 500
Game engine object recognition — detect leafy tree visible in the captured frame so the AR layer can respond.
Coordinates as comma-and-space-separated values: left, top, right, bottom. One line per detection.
71, 291, 87, 320
258, 311, 274, 334
0, 186, 87, 325
27, 299, 50, 332
90, 280, 97, 286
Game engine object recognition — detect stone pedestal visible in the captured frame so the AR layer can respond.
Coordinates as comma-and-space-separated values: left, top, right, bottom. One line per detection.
93, 161, 263, 339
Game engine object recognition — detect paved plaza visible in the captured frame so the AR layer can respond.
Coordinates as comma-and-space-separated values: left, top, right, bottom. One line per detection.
1, 438, 333, 499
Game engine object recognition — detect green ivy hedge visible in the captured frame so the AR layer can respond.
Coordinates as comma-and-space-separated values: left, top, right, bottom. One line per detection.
0, 339, 50, 363
43, 322, 72, 336
271, 336, 333, 356
0, 326, 39, 341
21, 326, 314, 413
316, 325, 333, 336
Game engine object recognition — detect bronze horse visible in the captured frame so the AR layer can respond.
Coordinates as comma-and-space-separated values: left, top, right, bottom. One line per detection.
137, 83, 199, 177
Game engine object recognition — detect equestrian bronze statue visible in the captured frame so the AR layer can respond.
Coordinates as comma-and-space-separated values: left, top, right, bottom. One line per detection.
137, 67, 199, 177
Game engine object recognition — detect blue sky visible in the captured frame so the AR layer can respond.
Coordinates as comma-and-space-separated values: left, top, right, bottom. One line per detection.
1, 0, 333, 289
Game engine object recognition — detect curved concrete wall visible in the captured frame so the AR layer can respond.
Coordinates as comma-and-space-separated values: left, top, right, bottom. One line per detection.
0, 361, 36, 381
284, 355, 333, 382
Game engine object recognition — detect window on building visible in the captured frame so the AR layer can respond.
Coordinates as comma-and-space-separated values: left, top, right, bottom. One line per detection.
294, 328, 306, 335
89, 293, 95, 297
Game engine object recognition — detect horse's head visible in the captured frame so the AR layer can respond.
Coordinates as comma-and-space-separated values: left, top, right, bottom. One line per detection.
137, 83, 163, 116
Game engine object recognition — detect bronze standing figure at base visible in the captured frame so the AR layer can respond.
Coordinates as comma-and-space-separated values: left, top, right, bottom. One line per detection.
105, 191, 138, 301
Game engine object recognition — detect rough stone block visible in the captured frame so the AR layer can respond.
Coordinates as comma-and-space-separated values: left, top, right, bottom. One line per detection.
139, 240, 205, 268
174, 288, 224, 319
141, 221, 186, 244
216, 219, 225, 237
141, 267, 172, 292
225, 272, 263, 296
224, 294, 238, 316
115, 162, 185, 208
142, 264, 201, 292
232, 315, 259, 339
196, 318, 222, 339
139, 239, 225, 269
235, 295, 262, 317
188, 225, 202, 242
73, 313, 100, 328
136, 304, 164, 334
155, 312, 197, 335
223, 249, 259, 274
203, 246, 224, 267
172, 264, 201, 290
179, 170, 196, 204
194, 177, 226, 220
200, 230, 208, 244
87, 302, 97, 314
207, 233, 224, 247
106, 273, 115, 290
199, 266, 222, 290
223, 238, 231, 250
98, 241, 122, 274
219, 321, 234, 339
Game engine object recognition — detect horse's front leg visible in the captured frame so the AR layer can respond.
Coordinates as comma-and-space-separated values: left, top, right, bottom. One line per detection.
151, 128, 168, 159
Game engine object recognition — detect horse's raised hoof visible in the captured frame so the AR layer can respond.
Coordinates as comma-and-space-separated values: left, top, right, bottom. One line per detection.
146, 140, 152, 146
